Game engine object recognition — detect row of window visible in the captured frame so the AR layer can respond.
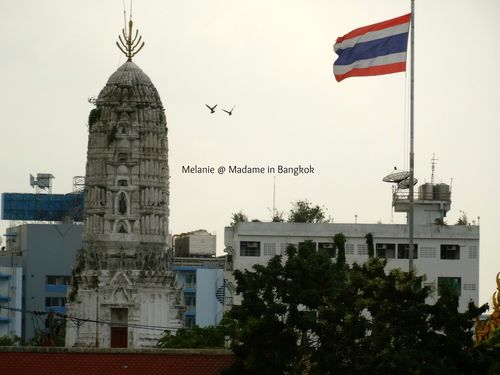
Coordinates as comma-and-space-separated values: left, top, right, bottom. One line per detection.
239, 241, 476, 260
184, 295, 196, 307
45, 297, 67, 307
46, 276, 71, 286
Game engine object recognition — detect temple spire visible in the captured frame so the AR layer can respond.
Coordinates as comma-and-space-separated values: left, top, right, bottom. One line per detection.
116, 19, 145, 61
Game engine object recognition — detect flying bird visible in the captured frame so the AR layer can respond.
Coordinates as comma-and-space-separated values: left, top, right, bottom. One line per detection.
222, 105, 235, 116
205, 104, 217, 113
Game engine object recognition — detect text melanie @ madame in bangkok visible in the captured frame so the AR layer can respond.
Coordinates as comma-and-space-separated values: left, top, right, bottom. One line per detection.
181, 164, 315, 177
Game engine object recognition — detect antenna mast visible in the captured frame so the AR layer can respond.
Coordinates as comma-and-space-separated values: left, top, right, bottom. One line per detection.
430, 153, 438, 184
272, 176, 276, 218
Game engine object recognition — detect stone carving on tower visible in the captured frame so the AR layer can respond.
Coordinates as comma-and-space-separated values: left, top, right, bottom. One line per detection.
65, 20, 183, 348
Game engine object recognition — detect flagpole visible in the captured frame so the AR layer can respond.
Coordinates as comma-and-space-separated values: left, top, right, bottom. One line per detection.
408, 0, 415, 275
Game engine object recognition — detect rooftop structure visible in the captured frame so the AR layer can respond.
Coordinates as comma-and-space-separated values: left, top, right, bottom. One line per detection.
174, 230, 216, 257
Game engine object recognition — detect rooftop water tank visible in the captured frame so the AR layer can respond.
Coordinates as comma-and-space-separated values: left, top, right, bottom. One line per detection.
418, 183, 434, 200
434, 183, 451, 201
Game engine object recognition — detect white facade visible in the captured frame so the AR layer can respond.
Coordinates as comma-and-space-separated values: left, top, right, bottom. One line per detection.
0, 266, 22, 338
66, 59, 183, 348
224, 189, 479, 312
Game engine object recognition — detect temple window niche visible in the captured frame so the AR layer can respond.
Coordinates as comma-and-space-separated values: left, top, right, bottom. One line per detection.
118, 222, 128, 233
115, 220, 131, 234
116, 164, 130, 186
115, 191, 130, 216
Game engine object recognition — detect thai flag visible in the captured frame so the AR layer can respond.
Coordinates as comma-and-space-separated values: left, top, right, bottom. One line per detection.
333, 14, 411, 82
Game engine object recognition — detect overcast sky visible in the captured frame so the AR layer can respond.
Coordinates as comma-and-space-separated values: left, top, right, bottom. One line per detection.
1, 0, 498, 306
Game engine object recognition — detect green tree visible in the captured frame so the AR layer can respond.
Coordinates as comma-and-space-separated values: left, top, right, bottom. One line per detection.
157, 324, 228, 349
365, 232, 374, 258
223, 245, 493, 374
230, 211, 248, 227
0, 335, 20, 346
271, 210, 284, 222
333, 233, 346, 266
288, 200, 329, 223
225, 241, 339, 374
456, 210, 469, 225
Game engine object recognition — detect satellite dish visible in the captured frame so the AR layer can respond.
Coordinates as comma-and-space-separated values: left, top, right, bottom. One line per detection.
397, 177, 418, 189
382, 168, 410, 183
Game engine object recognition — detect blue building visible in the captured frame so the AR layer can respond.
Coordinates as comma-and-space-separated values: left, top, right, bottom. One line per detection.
0, 266, 22, 338
174, 257, 226, 328
0, 224, 82, 342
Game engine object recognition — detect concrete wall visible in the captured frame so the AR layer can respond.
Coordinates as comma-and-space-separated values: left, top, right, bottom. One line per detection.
175, 232, 216, 257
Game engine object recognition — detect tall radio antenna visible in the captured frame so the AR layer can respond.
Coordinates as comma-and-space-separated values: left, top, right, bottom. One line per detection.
430, 153, 438, 184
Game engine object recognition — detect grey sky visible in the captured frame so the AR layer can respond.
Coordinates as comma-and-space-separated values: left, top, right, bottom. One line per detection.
1, 0, 498, 306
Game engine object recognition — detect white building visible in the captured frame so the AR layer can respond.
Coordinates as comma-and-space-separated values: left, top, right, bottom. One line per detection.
224, 183, 479, 312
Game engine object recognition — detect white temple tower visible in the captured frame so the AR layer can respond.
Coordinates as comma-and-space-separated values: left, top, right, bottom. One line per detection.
66, 20, 183, 348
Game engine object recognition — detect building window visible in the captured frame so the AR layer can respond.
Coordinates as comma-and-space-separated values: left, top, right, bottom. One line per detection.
357, 244, 368, 255
397, 244, 418, 259
45, 297, 67, 307
263, 243, 276, 256
240, 241, 261, 257
345, 243, 355, 255
299, 242, 317, 252
185, 272, 196, 287
463, 283, 476, 291
185, 317, 195, 328
468, 246, 478, 259
376, 244, 396, 259
318, 242, 335, 257
46, 276, 71, 285
423, 281, 435, 289
440, 245, 460, 260
184, 295, 196, 307
420, 247, 436, 258
437, 277, 461, 296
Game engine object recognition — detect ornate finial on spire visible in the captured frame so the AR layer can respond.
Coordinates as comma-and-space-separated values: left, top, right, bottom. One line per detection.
116, 19, 145, 61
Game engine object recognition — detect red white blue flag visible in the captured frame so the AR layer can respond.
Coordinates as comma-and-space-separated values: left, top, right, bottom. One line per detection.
333, 14, 411, 82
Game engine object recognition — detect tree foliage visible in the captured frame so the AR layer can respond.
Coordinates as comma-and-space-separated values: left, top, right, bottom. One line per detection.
456, 210, 469, 225
157, 324, 229, 349
288, 200, 329, 223
223, 242, 496, 374
230, 211, 248, 227
333, 233, 346, 266
365, 232, 374, 258
0, 335, 20, 346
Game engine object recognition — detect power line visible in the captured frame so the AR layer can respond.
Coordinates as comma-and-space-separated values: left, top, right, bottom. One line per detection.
0, 305, 174, 332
